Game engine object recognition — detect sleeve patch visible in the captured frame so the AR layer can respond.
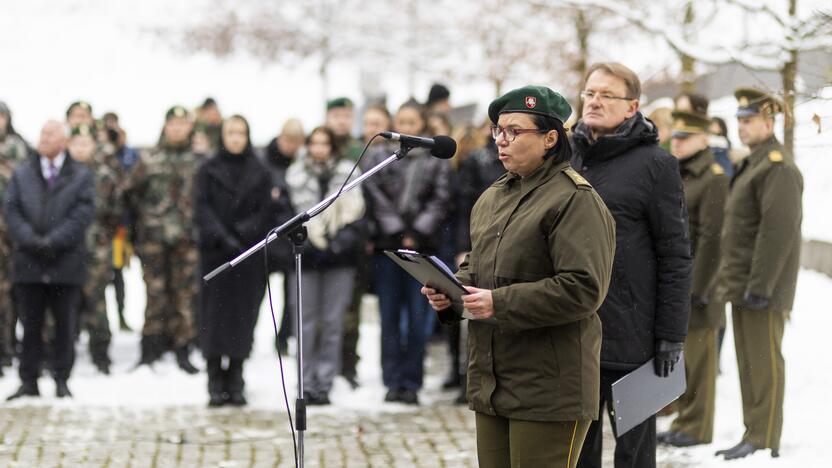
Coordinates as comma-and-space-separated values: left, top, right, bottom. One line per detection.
768, 150, 783, 163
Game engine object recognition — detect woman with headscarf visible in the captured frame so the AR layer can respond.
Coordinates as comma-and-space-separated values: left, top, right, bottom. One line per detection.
194, 115, 274, 406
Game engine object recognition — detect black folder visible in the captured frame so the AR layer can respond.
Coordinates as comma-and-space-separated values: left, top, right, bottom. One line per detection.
384, 249, 496, 324
610, 354, 686, 437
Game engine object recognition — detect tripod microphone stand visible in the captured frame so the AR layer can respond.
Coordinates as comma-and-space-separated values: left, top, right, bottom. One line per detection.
203, 144, 416, 468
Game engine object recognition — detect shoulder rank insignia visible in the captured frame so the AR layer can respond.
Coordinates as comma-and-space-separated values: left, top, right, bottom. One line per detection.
768, 150, 783, 162
711, 163, 725, 175
564, 167, 591, 188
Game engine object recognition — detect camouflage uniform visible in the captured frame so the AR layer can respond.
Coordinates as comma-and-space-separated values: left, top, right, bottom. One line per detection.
0, 132, 29, 365
78, 153, 122, 368
123, 142, 201, 355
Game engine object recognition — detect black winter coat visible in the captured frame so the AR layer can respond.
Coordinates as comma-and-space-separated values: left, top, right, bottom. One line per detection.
194, 151, 275, 359
4, 154, 95, 286
571, 113, 692, 370
361, 142, 451, 253
455, 141, 505, 253
258, 143, 296, 272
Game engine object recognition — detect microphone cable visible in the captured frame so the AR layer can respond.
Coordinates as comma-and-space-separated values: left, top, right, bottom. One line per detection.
260, 133, 382, 468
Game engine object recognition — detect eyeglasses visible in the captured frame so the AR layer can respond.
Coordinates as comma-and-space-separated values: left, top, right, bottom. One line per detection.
580, 91, 635, 103
490, 125, 546, 142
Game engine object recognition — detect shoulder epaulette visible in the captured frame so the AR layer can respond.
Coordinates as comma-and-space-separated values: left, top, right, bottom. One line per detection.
768, 150, 783, 163
564, 167, 592, 189
711, 163, 725, 175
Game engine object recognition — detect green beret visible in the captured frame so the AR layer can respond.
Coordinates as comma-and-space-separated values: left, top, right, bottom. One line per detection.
165, 105, 189, 121
326, 97, 354, 111
488, 85, 572, 124
735, 87, 782, 118
671, 111, 711, 138
70, 124, 96, 138
66, 100, 92, 117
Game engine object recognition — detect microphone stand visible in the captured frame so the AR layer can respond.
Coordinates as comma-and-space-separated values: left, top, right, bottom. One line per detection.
203, 144, 413, 468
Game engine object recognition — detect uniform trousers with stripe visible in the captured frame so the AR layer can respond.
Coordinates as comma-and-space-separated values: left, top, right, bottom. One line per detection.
476, 412, 590, 468
732, 305, 785, 450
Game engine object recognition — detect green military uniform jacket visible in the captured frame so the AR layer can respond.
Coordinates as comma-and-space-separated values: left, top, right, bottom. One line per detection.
453, 157, 616, 422
680, 150, 728, 328
84, 154, 123, 252
122, 144, 201, 246
717, 136, 803, 311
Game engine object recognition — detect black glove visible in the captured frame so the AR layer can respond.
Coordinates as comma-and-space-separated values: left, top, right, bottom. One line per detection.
741, 293, 769, 311
691, 295, 709, 309
32, 236, 56, 262
221, 235, 244, 254
654, 340, 684, 378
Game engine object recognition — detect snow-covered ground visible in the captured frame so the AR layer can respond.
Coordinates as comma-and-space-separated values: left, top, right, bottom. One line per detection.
2, 260, 831, 466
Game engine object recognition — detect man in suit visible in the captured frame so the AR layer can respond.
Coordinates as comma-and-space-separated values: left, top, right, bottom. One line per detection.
3, 120, 95, 399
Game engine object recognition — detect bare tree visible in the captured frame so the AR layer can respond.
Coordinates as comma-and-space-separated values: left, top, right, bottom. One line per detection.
536, 0, 832, 153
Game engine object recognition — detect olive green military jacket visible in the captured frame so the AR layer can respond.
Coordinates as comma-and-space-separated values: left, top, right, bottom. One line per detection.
122, 145, 201, 246
716, 136, 802, 311
454, 157, 616, 422
680, 150, 728, 328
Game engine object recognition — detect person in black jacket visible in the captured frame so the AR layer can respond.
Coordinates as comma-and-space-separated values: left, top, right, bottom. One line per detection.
572, 63, 692, 468
362, 100, 451, 405
261, 118, 303, 355
4, 120, 95, 399
194, 115, 275, 407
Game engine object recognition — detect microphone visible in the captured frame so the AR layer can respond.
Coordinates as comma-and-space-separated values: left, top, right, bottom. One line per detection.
380, 132, 457, 159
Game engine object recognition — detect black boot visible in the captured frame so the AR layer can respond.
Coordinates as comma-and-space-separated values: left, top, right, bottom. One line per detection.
175, 346, 199, 375
7, 381, 39, 400
136, 334, 164, 368
206, 357, 225, 407
90, 342, 112, 375
715, 441, 760, 460
225, 358, 246, 406
55, 379, 72, 398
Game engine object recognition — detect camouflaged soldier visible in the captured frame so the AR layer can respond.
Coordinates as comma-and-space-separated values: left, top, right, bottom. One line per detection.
715, 88, 803, 460
123, 106, 200, 374
0, 101, 30, 370
68, 124, 120, 375
657, 111, 728, 448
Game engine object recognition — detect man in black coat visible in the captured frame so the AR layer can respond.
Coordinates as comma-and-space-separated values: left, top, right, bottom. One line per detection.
572, 63, 692, 468
3, 120, 95, 399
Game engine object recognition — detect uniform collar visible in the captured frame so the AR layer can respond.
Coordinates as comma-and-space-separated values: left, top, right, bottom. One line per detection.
679, 150, 712, 176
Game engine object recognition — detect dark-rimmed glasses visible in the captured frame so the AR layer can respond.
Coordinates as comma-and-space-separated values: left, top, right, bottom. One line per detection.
491, 125, 546, 142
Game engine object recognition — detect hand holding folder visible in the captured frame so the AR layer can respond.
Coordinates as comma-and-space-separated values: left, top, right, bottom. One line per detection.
385, 249, 496, 324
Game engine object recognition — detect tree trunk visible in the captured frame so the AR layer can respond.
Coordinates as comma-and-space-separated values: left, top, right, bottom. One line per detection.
782, 0, 798, 155
574, 9, 590, 118
679, 2, 696, 93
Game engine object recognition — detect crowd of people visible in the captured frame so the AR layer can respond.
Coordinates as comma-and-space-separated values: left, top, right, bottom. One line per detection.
0, 61, 804, 467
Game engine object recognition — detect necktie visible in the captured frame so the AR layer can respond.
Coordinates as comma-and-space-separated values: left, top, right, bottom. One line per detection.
47, 162, 57, 188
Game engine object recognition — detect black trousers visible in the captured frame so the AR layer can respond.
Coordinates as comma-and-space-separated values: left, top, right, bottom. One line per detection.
16, 284, 81, 382
577, 368, 656, 468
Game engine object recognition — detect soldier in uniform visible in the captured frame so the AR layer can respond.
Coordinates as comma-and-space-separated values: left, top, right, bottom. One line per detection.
0, 101, 30, 371
67, 124, 121, 374
714, 88, 803, 460
423, 86, 616, 467
325, 97, 363, 161
66, 101, 95, 129
123, 106, 201, 373
657, 111, 728, 447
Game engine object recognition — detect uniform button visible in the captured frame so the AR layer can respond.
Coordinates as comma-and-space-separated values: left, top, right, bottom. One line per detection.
496, 231, 501, 237
582, 166, 588, 171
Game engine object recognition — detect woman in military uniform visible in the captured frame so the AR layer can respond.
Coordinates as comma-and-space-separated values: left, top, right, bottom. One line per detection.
422, 86, 616, 468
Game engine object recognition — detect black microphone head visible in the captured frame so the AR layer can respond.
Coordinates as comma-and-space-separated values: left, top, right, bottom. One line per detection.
430, 135, 457, 159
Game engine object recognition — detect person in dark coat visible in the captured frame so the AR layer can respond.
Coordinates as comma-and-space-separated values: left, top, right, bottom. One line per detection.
261, 118, 304, 354
571, 63, 692, 468
4, 120, 95, 399
194, 115, 274, 407
362, 100, 451, 405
